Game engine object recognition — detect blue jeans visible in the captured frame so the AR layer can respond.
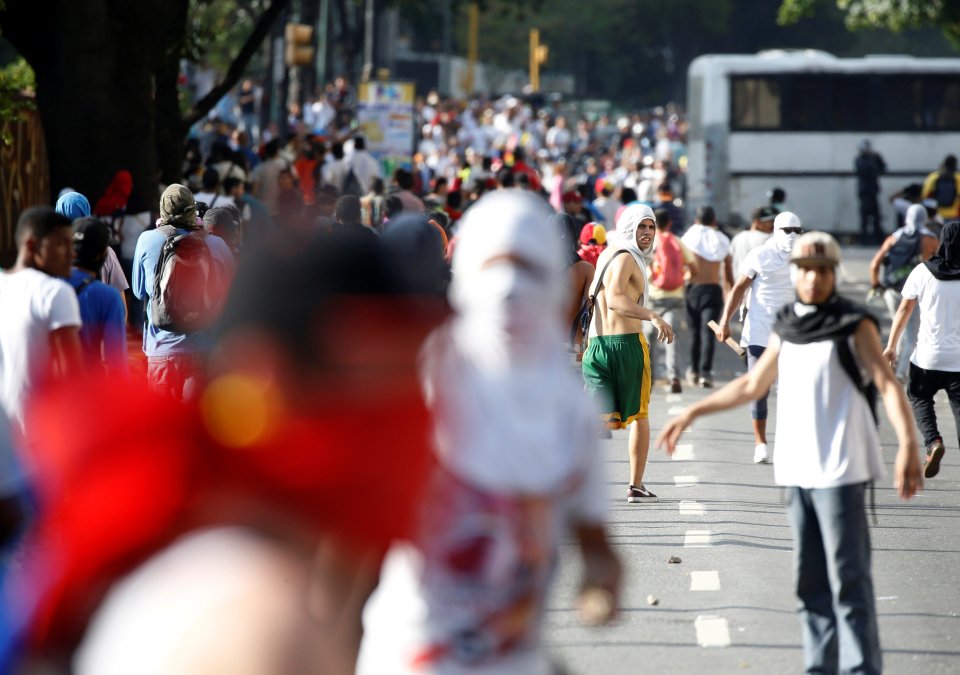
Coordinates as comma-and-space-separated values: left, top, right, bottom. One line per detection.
786, 482, 881, 674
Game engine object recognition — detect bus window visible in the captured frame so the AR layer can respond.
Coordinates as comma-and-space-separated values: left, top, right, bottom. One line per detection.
731, 77, 780, 129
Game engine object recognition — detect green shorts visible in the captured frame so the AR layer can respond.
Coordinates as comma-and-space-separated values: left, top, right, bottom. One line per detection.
582, 333, 651, 429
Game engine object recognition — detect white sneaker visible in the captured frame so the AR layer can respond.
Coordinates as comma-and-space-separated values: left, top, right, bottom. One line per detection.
753, 443, 769, 464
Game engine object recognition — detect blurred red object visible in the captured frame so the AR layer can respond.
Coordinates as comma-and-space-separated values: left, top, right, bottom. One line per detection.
17, 369, 433, 654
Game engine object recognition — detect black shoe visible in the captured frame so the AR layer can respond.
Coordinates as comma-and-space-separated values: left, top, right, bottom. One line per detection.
925, 439, 945, 479
669, 378, 682, 394
626, 484, 658, 503
698, 375, 713, 389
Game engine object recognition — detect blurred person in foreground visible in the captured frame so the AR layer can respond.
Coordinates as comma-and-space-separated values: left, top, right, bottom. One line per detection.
5, 231, 442, 674
358, 191, 620, 674
659, 232, 922, 675
582, 204, 674, 504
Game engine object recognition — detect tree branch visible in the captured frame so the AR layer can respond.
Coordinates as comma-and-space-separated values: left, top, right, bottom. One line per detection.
181, 0, 289, 127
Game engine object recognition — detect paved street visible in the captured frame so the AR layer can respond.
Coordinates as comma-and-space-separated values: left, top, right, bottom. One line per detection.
544, 247, 960, 674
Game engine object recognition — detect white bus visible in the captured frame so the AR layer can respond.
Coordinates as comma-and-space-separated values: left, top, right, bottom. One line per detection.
686, 50, 960, 237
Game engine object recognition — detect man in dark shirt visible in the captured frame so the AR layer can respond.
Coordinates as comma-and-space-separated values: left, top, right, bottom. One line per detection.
855, 140, 887, 245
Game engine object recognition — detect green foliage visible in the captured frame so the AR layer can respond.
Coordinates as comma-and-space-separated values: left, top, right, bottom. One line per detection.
0, 56, 34, 145
779, 0, 960, 47
186, 0, 272, 73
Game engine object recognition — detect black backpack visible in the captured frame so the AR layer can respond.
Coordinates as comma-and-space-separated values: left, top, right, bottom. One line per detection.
934, 172, 957, 208
150, 225, 218, 334
880, 231, 920, 292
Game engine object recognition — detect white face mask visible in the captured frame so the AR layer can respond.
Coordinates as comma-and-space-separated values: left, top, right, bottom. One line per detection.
456, 262, 552, 340
774, 229, 798, 254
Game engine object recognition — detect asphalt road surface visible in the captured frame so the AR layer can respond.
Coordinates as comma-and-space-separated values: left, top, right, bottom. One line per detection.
544, 247, 960, 674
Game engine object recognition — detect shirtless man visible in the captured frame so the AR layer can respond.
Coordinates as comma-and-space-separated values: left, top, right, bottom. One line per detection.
681, 206, 733, 388
582, 204, 674, 503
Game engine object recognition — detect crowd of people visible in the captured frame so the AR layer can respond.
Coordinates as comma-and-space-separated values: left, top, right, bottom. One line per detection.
1, 75, 960, 673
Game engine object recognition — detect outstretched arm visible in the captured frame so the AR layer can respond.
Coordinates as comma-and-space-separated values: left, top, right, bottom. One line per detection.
657, 337, 780, 454
854, 320, 922, 499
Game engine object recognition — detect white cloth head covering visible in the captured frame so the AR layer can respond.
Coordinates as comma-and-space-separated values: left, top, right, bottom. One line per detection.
772, 211, 802, 255
587, 203, 656, 310
900, 203, 932, 238
425, 190, 600, 492
681, 222, 731, 263
448, 190, 565, 370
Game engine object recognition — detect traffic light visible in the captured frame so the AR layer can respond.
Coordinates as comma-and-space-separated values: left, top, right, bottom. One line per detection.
285, 23, 314, 67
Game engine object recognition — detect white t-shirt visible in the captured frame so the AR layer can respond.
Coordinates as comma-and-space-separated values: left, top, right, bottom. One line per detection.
740, 245, 794, 348
729, 230, 770, 282
0, 269, 82, 435
901, 263, 960, 372
358, 326, 606, 674
774, 333, 884, 488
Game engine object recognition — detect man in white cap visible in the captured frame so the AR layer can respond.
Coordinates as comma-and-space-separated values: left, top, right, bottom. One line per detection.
582, 204, 674, 503
715, 211, 803, 463
659, 231, 922, 675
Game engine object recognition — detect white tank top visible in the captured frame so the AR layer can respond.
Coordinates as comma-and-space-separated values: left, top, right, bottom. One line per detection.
773, 337, 885, 488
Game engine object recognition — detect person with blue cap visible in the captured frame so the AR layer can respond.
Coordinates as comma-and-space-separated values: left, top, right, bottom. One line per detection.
55, 190, 129, 318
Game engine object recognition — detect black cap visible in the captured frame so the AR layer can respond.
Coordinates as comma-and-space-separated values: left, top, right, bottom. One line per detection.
752, 205, 779, 222
72, 217, 111, 266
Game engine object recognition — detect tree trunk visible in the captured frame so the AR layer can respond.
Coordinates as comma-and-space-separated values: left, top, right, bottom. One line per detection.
3, 0, 160, 213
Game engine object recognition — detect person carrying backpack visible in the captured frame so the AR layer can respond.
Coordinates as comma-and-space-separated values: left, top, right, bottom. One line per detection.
922, 154, 960, 221
69, 217, 127, 374
869, 203, 939, 381
132, 184, 234, 401
643, 208, 697, 393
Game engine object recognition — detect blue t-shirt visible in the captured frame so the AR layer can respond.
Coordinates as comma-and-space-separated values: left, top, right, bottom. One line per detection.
131, 227, 234, 357
68, 269, 128, 373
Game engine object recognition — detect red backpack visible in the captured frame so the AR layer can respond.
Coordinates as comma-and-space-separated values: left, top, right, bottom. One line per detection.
650, 231, 685, 291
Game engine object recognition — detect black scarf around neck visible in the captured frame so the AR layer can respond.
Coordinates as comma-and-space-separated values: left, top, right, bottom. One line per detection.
924, 220, 960, 281
774, 293, 877, 345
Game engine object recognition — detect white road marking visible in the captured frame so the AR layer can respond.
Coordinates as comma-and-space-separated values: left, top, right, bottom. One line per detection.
877, 596, 898, 601
671, 443, 695, 461
695, 615, 731, 647
679, 500, 706, 515
674, 475, 700, 487
684, 530, 712, 547
690, 571, 721, 591
667, 406, 687, 415
665, 393, 683, 403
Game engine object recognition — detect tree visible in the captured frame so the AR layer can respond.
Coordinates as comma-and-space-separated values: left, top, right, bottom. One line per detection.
779, 0, 960, 46
0, 0, 288, 212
